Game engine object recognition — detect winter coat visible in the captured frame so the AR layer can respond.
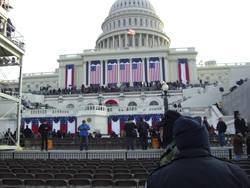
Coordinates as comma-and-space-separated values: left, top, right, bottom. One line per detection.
38, 124, 51, 137
78, 124, 90, 136
24, 128, 32, 138
123, 120, 136, 138
147, 148, 250, 188
233, 135, 245, 155
216, 121, 227, 133
246, 136, 250, 155
137, 121, 149, 133
234, 118, 247, 137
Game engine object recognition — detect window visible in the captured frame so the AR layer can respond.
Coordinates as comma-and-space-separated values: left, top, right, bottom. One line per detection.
66, 104, 75, 108
128, 102, 137, 106
123, 19, 126, 26
140, 18, 142, 26
146, 19, 148, 26
36, 84, 39, 88
155, 22, 156, 28
129, 18, 131, 25
110, 23, 111, 29
134, 18, 137, 25
149, 101, 159, 106
142, 38, 144, 46
150, 20, 152, 27
27, 85, 30, 88
118, 20, 120, 27
114, 21, 116, 28
206, 76, 210, 80
129, 38, 132, 46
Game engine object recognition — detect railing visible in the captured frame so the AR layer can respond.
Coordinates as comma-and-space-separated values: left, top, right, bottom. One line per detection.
0, 19, 25, 50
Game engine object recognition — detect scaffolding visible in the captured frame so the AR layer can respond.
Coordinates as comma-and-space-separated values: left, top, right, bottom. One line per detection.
0, 3, 25, 150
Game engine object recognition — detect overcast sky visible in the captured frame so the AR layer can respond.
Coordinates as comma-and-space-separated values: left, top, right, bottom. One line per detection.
2, 0, 250, 80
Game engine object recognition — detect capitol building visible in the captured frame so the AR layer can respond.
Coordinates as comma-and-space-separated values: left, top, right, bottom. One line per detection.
0, 0, 249, 145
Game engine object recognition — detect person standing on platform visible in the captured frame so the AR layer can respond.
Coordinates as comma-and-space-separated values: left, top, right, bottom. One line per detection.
234, 113, 248, 137
203, 116, 211, 133
124, 117, 136, 150
38, 120, 51, 151
216, 118, 227, 147
78, 120, 90, 151
137, 117, 150, 150
24, 125, 32, 138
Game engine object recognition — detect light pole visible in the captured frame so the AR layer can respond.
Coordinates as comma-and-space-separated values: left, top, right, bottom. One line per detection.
162, 82, 169, 112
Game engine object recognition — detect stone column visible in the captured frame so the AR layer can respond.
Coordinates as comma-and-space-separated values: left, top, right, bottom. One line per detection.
117, 59, 120, 85
152, 35, 155, 46
82, 61, 86, 86
112, 36, 115, 48
125, 34, 128, 47
147, 57, 150, 82
159, 57, 163, 82
100, 60, 103, 86
139, 33, 142, 47
142, 58, 145, 82
88, 62, 91, 87
130, 58, 133, 86
164, 57, 170, 82
103, 40, 105, 49
146, 34, 149, 46
105, 60, 108, 86
107, 38, 109, 48
158, 36, 160, 46
132, 35, 135, 47
119, 35, 121, 48
58, 65, 65, 89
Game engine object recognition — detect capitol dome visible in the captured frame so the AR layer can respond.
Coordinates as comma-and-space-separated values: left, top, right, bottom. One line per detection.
108, 0, 156, 16
96, 0, 171, 49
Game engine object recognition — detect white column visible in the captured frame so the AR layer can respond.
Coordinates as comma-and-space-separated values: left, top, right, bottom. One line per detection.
142, 58, 145, 82
165, 57, 170, 82
158, 37, 160, 46
82, 61, 86, 86
147, 57, 150, 82
107, 38, 109, 48
102, 40, 105, 49
132, 35, 135, 47
117, 59, 120, 85
88, 62, 91, 87
130, 58, 133, 86
119, 35, 121, 48
100, 60, 103, 86
139, 33, 142, 46
125, 34, 128, 47
152, 35, 155, 46
112, 36, 115, 48
105, 60, 108, 86
146, 34, 148, 46
159, 57, 163, 82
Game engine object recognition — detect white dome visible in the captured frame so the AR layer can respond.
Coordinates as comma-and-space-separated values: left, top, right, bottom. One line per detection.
108, 0, 156, 16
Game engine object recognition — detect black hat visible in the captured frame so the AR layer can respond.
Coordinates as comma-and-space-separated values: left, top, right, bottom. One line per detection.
155, 110, 182, 127
128, 117, 132, 121
42, 119, 46, 123
82, 120, 86, 123
237, 113, 241, 115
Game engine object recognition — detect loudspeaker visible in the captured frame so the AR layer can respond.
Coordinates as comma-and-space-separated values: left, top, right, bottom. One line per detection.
219, 87, 224, 92
234, 111, 239, 119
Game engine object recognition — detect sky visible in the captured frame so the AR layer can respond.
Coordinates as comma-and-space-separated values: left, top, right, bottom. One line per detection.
2, 0, 250, 80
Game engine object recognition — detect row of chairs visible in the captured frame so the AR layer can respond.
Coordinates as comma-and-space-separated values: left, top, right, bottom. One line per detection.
0, 172, 148, 180
1, 178, 146, 188
0, 168, 153, 175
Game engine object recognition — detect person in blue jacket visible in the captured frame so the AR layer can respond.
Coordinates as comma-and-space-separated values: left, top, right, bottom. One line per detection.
78, 120, 90, 151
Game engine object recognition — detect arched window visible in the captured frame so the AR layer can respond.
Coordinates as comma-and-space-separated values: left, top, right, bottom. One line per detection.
114, 21, 116, 28
149, 101, 159, 106
134, 18, 137, 25
129, 18, 131, 25
118, 20, 121, 27
140, 18, 143, 26
146, 19, 148, 27
123, 19, 126, 26
87, 103, 94, 106
128, 102, 137, 106
66, 104, 75, 108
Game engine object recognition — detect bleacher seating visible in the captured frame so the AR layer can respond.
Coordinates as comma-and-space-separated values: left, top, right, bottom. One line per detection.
0, 158, 249, 187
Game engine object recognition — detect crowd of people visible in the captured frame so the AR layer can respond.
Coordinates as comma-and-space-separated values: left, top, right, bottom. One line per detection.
223, 77, 248, 97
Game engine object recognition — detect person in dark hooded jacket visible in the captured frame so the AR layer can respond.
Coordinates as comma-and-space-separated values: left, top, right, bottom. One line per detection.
123, 117, 136, 150
137, 117, 150, 150
146, 116, 250, 188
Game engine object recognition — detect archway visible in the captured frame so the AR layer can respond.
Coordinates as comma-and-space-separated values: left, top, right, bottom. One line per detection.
105, 100, 118, 107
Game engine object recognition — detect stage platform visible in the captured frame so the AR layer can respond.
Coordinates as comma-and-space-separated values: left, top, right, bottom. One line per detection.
0, 147, 245, 160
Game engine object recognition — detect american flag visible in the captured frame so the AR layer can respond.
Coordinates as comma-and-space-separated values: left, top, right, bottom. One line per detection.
149, 60, 160, 81
120, 62, 130, 83
108, 62, 118, 84
91, 63, 101, 84
132, 61, 142, 82
126, 29, 135, 35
